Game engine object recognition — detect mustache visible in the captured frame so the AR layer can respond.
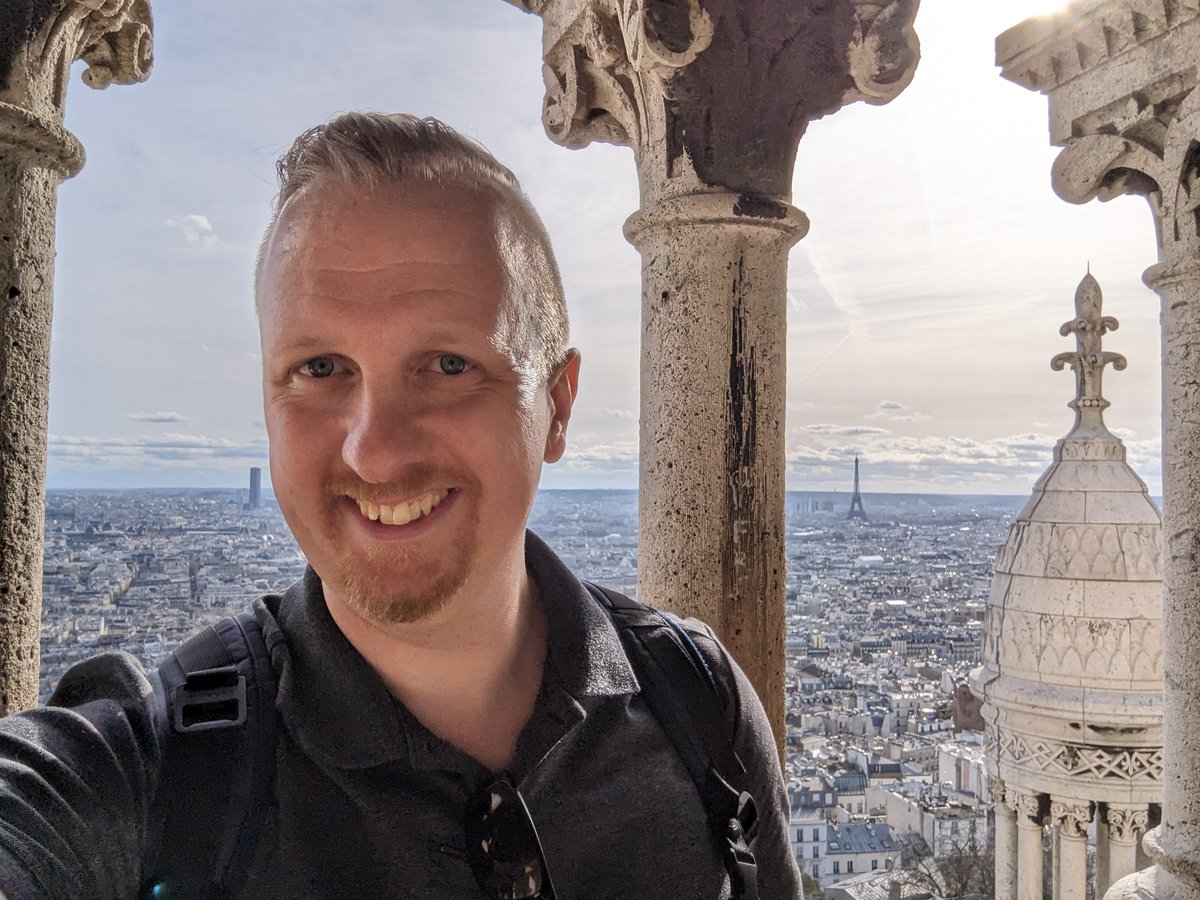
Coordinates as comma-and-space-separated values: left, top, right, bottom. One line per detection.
327, 464, 474, 505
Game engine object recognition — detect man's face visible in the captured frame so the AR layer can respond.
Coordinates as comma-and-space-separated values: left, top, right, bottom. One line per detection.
259, 181, 578, 626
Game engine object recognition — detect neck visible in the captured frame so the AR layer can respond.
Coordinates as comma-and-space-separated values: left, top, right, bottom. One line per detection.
323, 556, 548, 773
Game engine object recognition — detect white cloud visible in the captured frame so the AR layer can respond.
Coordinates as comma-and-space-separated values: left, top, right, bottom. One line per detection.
865, 400, 930, 422
127, 411, 190, 423
561, 441, 640, 470
803, 424, 892, 437
48, 433, 266, 467
780, 427, 1161, 494
165, 214, 219, 248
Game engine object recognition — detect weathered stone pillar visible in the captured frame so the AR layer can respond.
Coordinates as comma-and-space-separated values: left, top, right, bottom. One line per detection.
505, 0, 920, 749
995, 780, 1019, 900
1015, 789, 1046, 900
998, 5, 1200, 897
1103, 804, 1149, 894
1099, 814, 1113, 897
1052, 798, 1092, 900
0, 1, 152, 712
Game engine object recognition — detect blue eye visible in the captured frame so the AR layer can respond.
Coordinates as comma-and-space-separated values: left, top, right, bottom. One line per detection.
439, 354, 468, 375
303, 357, 336, 378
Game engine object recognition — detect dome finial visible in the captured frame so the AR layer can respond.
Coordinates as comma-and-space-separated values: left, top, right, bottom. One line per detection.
1050, 271, 1126, 437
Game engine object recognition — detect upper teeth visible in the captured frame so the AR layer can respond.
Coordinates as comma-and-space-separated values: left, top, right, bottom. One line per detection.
357, 489, 449, 526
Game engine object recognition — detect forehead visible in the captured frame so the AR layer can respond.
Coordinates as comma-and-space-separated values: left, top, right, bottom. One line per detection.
259, 181, 511, 317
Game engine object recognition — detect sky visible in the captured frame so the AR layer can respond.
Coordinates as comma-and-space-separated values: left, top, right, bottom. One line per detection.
46, 0, 1163, 496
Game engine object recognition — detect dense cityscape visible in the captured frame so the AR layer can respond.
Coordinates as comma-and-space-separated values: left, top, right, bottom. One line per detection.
40, 484, 1026, 895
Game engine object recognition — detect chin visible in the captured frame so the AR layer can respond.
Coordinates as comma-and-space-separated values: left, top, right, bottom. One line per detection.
334, 553, 472, 627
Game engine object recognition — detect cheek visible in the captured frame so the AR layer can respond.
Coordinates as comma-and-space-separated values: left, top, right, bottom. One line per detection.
269, 398, 344, 449
512, 405, 552, 462
267, 409, 336, 491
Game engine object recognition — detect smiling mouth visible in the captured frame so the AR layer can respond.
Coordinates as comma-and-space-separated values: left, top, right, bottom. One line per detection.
355, 488, 451, 526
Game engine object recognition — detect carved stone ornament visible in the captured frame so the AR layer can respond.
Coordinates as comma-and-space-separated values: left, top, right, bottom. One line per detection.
991, 777, 1007, 807
1049, 75, 1200, 266
503, 0, 920, 196
998, 2, 1199, 95
1051, 796, 1094, 839
983, 600, 1163, 682
1106, 803, 1151, 843
997, 730, 1164, 783
0, 0, 153, 123
1050, 273, 1126, 438
521, 0, 716, 153
0, 0, 152, 176
1007, 787, 1043, 823
996, 3, 1200, 265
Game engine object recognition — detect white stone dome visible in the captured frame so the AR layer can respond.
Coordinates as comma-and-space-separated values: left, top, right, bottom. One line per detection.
972, 273, 1162, 805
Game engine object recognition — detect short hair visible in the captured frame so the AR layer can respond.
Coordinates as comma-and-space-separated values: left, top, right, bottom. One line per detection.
255, 112, 569, 382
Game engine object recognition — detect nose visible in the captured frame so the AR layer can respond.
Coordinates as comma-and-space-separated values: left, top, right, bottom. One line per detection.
341, 379, 427, 485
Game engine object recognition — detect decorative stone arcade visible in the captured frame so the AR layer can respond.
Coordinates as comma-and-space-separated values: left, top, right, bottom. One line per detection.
503, 0, 921, 747
998, 2, 1200, 897
0, 1, 153, 713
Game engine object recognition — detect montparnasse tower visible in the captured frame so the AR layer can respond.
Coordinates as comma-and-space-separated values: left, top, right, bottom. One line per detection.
972, 273, 1162, 900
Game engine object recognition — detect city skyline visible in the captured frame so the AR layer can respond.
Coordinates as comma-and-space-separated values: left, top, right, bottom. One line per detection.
46, 1, 1161, 495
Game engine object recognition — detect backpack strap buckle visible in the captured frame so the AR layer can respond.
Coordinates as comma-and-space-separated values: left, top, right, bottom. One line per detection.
724, 843, 758, 900
172, 665, 247, 732
723, 792, 760, 900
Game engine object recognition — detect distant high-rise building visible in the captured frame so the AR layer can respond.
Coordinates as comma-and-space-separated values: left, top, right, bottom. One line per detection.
847, 456, 867, 520
249, 467, 262, 509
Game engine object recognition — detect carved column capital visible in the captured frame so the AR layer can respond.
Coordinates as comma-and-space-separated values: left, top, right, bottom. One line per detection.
990, 777, 1007, 807
507, 0, 920, 199
0, 0, 153, 173
998, 5, 1200, 268
1050, 85, 1200, 268
1105, 803, 1151, 844
1050, 796, 1093, 840
1008, 787, 1044, 825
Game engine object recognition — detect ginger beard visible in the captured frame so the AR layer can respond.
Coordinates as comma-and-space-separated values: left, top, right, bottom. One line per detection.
320, 467, 482, 627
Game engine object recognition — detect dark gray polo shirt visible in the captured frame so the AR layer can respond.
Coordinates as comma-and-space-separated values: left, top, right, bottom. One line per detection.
0, 532, 801, 899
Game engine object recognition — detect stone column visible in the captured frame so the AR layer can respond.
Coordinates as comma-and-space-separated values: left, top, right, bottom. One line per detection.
995, 780, 1019, 900
505, 0, 921, 749
1014, 789, 1046, 900
1098, 813, 1113, 899
1103, 804, 1149, 894
1051, 797, 1092, 900
0, 0, 152, 712
1052, 827, 1062, 900
997, 7, 1200, 897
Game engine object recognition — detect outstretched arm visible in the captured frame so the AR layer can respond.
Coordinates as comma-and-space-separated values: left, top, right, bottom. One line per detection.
0, 653, 159, 900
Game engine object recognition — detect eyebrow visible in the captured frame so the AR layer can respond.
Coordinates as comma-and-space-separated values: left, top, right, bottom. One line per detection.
266, 335, 335, 358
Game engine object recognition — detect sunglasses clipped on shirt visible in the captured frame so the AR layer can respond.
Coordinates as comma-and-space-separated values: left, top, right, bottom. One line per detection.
464, 776, 557, 899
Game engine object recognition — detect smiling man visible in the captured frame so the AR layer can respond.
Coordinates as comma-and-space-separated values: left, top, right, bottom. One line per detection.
0, 113, 801, 899
257, 136, 578, 775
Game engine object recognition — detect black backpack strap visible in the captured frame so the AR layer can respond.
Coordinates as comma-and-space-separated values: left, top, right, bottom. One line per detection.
584, 582, 759, 900
141, 609, 278, 899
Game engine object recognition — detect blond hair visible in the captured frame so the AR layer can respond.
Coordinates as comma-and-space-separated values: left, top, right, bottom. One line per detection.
255, 112, 569, 381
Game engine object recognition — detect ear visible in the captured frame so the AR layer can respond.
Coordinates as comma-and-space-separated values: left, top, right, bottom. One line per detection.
543, 349, 581, 464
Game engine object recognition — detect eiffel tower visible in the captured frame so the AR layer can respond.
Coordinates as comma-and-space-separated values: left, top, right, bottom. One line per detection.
847, 455, 867, 520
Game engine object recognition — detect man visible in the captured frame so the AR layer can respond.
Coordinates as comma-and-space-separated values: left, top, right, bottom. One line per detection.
0, 113, 801, 898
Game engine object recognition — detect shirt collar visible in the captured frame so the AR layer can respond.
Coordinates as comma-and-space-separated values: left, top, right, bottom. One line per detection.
266, 530, 640, 771
524, 530, 640, 699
